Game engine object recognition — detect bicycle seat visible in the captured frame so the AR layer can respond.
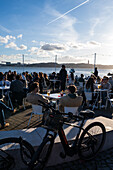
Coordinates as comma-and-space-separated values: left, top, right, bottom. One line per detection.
79, 109, 95, 118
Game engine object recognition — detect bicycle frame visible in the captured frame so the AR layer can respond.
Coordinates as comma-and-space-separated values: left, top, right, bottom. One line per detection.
43, 116, 86, 157
58, 117, 86, 157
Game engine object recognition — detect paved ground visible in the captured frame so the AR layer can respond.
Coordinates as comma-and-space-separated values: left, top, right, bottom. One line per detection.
1, 103, 113, 169
45, 147, 113, 170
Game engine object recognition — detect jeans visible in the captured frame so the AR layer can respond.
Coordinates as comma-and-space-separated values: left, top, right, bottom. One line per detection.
61, 81, 66, 91
101, 91, 107, 105
0, 109, 5, 127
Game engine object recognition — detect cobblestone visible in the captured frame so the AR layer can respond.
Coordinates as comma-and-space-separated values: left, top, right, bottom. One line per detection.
45, 148, 113, 170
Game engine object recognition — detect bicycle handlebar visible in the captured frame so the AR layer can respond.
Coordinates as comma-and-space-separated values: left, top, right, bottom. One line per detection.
38, 100, 83, 121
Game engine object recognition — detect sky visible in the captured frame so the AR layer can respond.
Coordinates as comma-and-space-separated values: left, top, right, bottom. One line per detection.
0, 0, 113, 65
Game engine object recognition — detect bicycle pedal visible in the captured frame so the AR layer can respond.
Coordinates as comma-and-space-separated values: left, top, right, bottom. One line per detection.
60, 152, 66, 158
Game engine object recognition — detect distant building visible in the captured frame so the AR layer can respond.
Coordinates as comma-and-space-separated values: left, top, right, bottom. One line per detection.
6, 62, 11, 65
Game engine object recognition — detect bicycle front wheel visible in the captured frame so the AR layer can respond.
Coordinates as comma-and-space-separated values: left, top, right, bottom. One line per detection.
0, 137, 34, 166
78, 122, 106, 160
29, 135, 54, 170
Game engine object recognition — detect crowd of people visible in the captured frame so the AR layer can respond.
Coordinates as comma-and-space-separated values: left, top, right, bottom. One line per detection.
0, 65, 113, 128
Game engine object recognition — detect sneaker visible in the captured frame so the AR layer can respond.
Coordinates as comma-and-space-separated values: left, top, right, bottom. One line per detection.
101, 105, 105, 109
1, 123, 9, 129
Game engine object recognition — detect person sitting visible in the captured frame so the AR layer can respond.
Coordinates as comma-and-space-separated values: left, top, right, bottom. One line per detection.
44, 73, 50, 88
79, 74, 85, 86
3, 74, 11, 86
85, 74, 96, 92
0, 100, 12, 129
85, 74, 97, 106
10, 75, 24, 107
59, 85, 83, 113
21, 72, 28, 88
26, 82, 49, 106
0, 110, 9, 129
39, 72, 44, 94
109, 76, 113, 93
97, 76, 102, 84
101, 76, 111, 108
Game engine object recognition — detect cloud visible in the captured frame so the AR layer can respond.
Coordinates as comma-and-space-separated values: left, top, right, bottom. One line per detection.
28, 47, 39, 54
6, 35, 16, 40
19, 44, 27, 50
0, 35, 16, 44
45, 6, 78, 43
32, 40, 38, 43
0, 54, 22, 61
5, 42, 27, 50
5, 42, 19, 50
17, 34, 23, 39
66, 41, 101, 51
41, 43, 65, 51
58, 55, 88, 63
88, 41, 101, 46
89, 19, 99, 36
0, 36, 8, 44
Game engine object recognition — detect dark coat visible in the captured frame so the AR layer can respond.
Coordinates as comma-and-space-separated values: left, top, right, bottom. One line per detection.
59, 69, 67, 82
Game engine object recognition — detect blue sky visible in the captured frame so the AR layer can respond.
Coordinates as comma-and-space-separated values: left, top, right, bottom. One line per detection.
0, 0, 113, 65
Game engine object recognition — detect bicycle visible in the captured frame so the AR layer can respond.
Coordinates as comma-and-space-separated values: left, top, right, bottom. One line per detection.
28, 100, 106, 170
0, 100, 106, 170
0, 100, 35, 169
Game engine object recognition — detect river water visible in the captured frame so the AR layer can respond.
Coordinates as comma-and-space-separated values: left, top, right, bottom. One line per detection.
0, 66, 113, 78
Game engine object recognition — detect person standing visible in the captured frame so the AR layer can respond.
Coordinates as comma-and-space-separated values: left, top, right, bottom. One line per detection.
59, 65, 67, 91
69, 69, 75, 85
94, 67, 98, 77
101, 76, 111, 108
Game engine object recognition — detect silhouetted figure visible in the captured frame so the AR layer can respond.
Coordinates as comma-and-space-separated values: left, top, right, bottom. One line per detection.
94, 67, 98, 77
59, 65, 67, 91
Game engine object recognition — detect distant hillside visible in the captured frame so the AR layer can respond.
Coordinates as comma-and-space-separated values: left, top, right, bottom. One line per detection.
1, 62, 113, 69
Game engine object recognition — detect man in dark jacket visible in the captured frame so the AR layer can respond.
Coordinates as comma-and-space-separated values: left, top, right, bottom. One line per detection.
10, 75, 24, 106
94, 67, 98, 77
59, 65, 67, 91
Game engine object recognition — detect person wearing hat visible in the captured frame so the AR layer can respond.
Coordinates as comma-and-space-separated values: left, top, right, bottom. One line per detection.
59, 65, 67, 91
59, 85, 83, 112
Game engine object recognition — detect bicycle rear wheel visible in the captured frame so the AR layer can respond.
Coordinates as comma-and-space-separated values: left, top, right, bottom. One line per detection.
29, 135, 54, 170
0, 137, 34, 166
0, 149, 15, 169
78, 122, 106, 160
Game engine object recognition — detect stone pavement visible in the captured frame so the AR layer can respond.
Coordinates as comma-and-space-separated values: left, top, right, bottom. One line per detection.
45, 147, 113, 170
1, 103, 113, 169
